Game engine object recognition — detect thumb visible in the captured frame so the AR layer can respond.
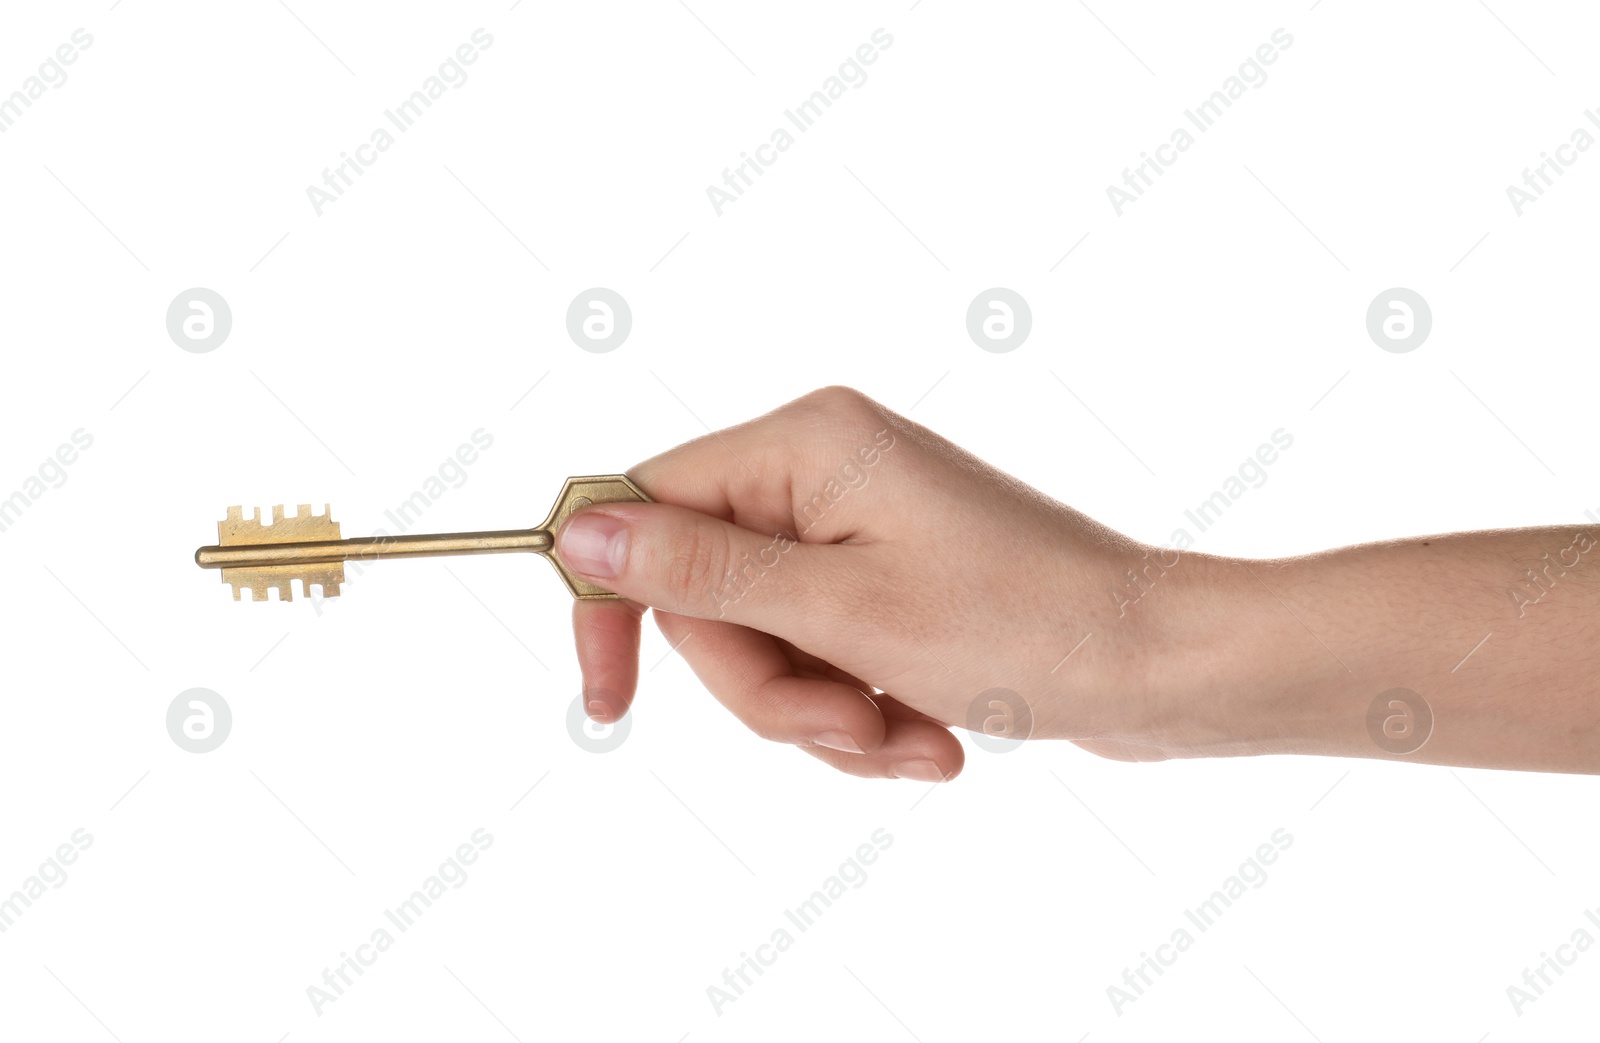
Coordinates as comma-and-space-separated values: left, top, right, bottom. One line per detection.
555, 502, 843, 636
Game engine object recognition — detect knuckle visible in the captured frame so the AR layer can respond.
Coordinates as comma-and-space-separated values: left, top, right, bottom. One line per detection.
745, 714, 786, 744
782, 386, 893, 461
662, 521, 729, 611
792, 384, 875, 421
745, 682, 802, 743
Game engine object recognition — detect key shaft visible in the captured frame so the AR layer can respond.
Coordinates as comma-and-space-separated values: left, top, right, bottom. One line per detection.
195, 528, 552, 569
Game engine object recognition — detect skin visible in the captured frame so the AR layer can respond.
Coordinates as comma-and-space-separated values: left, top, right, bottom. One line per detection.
554, 386, 1600, 780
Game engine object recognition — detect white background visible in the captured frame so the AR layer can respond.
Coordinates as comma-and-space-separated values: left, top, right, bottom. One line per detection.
2, 1, 1598, 1040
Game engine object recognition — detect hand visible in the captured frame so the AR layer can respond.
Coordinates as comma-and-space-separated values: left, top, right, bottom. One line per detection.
553, 386, 1168, 781
555, 385, 1600, 778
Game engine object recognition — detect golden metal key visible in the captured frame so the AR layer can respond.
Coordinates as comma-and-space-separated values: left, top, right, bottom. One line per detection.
194, 475, 649, 602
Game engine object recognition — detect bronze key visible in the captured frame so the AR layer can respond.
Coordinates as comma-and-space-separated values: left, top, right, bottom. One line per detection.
194, 474, 649, 601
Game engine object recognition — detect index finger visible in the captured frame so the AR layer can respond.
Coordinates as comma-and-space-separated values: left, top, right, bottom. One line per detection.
627, 386, 905, 545
571, 597, 646, 722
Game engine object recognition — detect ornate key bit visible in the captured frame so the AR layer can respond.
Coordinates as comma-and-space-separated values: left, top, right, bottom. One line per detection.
216, 503, 345, 601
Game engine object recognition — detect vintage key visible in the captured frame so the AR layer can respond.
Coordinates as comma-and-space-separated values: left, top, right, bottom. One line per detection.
194, 474, 649, 602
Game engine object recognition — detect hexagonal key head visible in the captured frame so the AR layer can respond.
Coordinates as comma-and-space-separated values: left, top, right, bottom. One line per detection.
537, 474, 652, 599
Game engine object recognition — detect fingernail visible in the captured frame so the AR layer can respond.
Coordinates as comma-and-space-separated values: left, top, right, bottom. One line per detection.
559, 512, 629, 579
891, 759, 945, 782
814, 730, 863, 754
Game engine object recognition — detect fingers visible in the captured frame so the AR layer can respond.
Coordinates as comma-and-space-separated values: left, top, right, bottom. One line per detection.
570, 598, 645, 722
869, 689, 952, 728
555, 500, 857, 645
779, 642, 878, 699
800, 715, 965, 782
651, 611, 962, 781
556, 387, 966, 781
652, 610, 886, 755
625, 385, 909, 546
571, 591, 964, 782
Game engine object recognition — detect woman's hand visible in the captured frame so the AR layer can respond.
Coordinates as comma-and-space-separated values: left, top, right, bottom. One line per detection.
554, 385, 1174, 781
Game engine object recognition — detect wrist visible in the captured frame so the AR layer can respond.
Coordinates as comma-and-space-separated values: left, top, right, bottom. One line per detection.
1025, 536, 1279, 754
1105, 546, 1355, 760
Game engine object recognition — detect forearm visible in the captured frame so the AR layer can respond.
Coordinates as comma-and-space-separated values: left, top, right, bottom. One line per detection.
1141, 528, 1600, 773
